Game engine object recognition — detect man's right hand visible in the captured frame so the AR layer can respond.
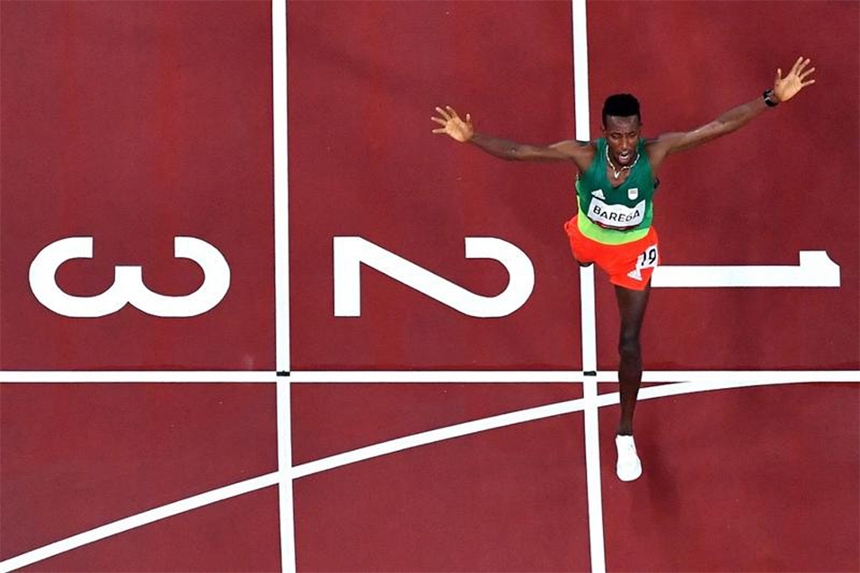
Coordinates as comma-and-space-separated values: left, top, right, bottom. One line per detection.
431, 105, 474, 142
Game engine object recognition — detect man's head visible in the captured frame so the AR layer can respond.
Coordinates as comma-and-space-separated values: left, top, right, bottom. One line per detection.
602, 94, 642, 168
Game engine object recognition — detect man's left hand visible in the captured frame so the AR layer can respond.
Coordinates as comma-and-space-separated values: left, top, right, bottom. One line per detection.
774, 57, 816, 103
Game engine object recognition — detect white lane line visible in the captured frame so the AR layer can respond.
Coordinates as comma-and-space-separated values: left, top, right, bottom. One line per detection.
571, 0, 597, 370
582, 376, 605, 573
289, 371, 584, 383
286, 370, 860, 383
273, 0, 290, 375
570, 0, 605, 570
579, 269, 597, 374
571, 0, 592, 147
272, 1, 294, 571
0, 371, 277, 383
0, 472, 280, 573
571, 0, 596, 375
276, 380, 296, 573
292, 398, 587, 479
2, 370, 857, 383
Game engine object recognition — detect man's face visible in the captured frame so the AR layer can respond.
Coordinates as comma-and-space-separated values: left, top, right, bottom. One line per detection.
602, 115, 641, 167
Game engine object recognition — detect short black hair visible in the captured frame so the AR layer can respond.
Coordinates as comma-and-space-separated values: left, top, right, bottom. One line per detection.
602, 93, 640, 125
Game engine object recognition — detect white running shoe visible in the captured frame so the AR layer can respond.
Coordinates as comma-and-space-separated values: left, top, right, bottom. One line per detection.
615, 434, 642, 482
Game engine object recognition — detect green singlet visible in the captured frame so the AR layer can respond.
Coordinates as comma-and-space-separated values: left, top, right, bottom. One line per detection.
576, 138, 656, 245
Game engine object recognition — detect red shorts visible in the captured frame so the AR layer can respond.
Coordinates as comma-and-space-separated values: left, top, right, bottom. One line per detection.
564, 217, 660, 291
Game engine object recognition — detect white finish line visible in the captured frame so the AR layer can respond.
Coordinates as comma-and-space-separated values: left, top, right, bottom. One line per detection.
3, 370, 860, 384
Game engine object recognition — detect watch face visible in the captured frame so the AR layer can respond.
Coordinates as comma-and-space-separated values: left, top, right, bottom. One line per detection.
764, 90, 778, 106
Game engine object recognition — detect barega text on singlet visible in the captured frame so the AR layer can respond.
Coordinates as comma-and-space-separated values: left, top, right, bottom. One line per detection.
587, 198, 646, 229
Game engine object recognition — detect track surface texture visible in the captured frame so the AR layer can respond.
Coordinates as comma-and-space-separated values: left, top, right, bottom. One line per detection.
1, 1, 858, 572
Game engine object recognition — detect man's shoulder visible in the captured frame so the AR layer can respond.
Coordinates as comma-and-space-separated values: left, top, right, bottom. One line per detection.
644, 133, 690, 153
643, 136, 675, 169
550, 139, 598, 169
555, 139, 599, 152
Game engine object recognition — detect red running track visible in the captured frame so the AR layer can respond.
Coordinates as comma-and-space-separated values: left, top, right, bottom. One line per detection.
1, 0, 858, 571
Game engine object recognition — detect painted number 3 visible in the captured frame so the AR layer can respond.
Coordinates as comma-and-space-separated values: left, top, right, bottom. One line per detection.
28, 237, 231, 318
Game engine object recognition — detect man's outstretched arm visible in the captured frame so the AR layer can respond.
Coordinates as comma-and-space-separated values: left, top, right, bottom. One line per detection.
649, 57, 816, 162
431, 105, 593, 169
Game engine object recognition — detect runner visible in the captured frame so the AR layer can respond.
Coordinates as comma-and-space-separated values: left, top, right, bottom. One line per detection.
431, 57, 815, 481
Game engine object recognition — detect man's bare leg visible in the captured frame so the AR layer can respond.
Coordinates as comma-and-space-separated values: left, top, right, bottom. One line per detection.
614, 283, 651, 435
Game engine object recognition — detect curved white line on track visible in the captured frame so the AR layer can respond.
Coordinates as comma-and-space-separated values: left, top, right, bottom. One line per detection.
0, 400, 591, 571
2, 376, 856, 571
0, 472, 280, 573
290, 378, 859, 481
292, 397, 588, 478
596, 376, 857, 408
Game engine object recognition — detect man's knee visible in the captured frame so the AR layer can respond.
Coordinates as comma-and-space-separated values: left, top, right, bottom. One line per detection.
618, 332, 641, 359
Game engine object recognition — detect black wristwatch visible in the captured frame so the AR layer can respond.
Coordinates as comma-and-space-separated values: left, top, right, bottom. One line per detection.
763, 89, 779, 107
